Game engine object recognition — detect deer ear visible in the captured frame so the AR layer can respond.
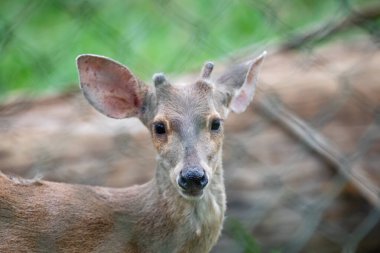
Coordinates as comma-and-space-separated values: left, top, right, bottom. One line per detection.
77, 54, 148, 119
217, 51, 266, 114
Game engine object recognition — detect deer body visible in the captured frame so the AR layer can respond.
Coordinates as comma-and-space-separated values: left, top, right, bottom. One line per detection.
0, 175, 224, 252
0, 52, 265, 253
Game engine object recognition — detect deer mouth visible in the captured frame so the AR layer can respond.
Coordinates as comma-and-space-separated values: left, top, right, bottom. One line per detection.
178, 180, 207, 198
179, 188, 205, 200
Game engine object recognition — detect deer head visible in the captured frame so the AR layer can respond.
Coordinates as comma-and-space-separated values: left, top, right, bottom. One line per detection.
77, 52, 266, 200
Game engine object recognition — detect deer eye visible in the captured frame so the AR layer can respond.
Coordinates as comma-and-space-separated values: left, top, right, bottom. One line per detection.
154, 122, 166, 135
210, 119, 222, 131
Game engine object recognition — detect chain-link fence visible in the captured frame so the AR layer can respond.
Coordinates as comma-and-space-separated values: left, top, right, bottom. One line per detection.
1, 0, 380, 252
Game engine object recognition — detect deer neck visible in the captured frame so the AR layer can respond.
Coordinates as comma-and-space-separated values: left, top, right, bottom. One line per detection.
151, 158, 226, 229
104, 156, 226, 252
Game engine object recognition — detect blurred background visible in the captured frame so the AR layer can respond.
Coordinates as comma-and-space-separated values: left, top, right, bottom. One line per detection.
1, 0, 380, 252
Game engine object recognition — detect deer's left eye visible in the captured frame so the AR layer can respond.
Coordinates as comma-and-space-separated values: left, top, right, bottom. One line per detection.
210, 119, 222, 131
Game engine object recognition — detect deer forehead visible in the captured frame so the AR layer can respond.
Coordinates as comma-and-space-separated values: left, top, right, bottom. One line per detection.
153, 82, 221, 123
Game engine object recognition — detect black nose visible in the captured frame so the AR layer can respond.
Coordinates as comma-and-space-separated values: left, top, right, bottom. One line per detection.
178, 166, 208, 192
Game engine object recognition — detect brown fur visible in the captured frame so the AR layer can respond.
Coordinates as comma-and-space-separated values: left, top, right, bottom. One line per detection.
0, 53, 265, 253
0, 172, 224, 253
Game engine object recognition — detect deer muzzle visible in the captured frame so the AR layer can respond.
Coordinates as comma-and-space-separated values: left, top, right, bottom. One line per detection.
178, 166, 208, 197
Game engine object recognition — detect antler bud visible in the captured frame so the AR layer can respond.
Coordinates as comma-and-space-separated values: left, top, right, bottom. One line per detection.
153, 73, 167, 87
201, 62, 214, 79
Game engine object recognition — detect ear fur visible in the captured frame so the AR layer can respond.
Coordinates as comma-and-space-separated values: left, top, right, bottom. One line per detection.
77, 54, 148, 119
217, 51, 266, 113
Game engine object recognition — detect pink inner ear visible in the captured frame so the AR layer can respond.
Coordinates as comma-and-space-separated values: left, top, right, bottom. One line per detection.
78, 55, 145, 119
230, 67, 257, 114
230, 52, 266, 114
230, 90, 249, 113
83, 90, 140, 119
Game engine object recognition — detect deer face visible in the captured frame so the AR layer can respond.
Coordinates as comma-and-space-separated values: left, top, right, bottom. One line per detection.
148, 79, 227, 198
77, 52, 265, 199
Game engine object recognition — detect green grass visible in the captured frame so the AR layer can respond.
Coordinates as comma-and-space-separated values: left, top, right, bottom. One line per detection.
227, 219, 281, 253
0, 0, 374, 99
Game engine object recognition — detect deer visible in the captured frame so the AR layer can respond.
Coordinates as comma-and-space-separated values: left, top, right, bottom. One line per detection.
0, 51, 266, 253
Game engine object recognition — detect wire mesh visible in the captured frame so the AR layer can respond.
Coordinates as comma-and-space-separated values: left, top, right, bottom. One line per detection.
0, 0, 379, 252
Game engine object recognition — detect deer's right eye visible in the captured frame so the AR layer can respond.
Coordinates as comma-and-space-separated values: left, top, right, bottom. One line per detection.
154, 122, 166, 135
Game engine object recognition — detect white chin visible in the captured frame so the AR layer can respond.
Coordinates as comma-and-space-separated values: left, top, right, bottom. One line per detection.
178, 188, 204, 200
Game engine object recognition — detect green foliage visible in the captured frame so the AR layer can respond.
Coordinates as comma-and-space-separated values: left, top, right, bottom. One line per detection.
0, 0, 375, 99
227, 219, 281, 253
227, 219, 262, 253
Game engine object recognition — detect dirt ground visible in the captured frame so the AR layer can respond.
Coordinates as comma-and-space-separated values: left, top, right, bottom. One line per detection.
1, 36, 379, 252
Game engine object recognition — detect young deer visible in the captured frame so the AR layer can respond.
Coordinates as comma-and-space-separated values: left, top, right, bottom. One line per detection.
0, 52, 265, 253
